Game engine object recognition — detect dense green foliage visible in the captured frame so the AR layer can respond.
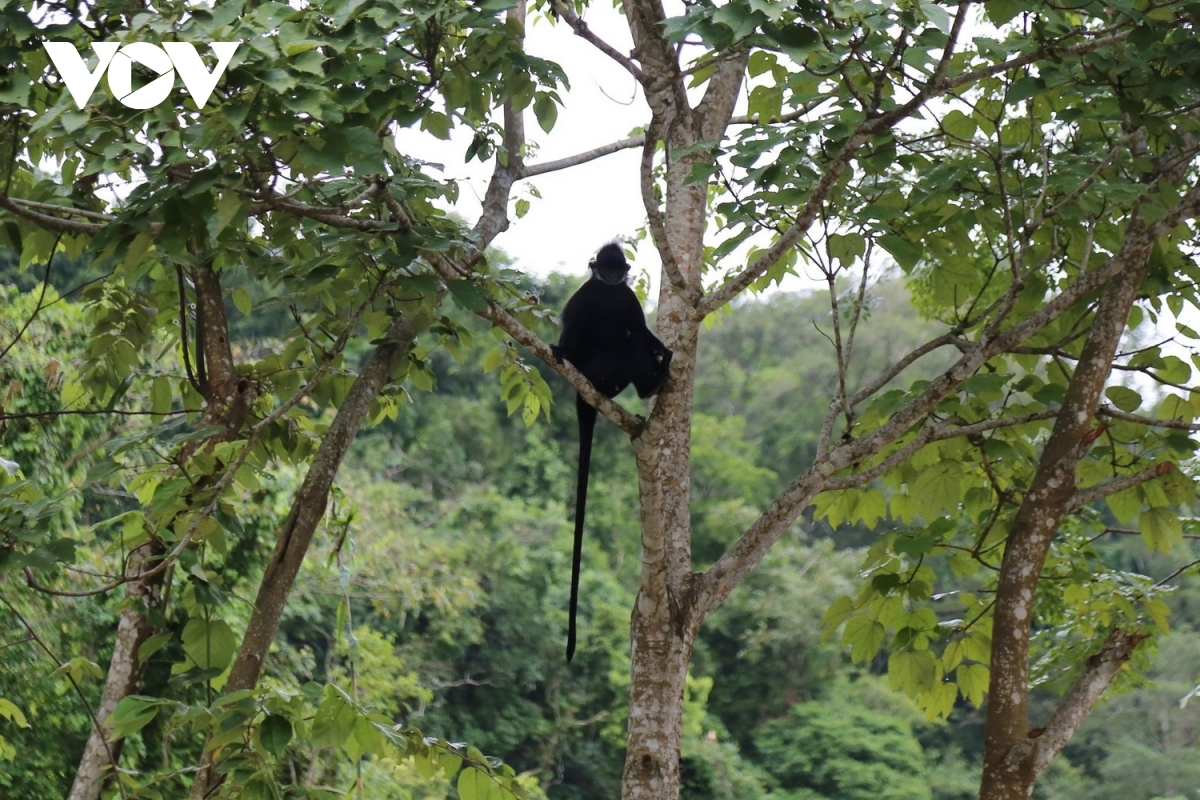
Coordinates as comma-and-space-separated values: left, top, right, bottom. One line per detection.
1, 274, 1196, 798
3, 0, 1200, 795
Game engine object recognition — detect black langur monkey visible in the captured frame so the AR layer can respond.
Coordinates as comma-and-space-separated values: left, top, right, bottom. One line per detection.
554, 243, 673, 662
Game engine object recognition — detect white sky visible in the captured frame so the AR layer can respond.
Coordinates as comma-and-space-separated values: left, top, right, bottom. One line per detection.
395, 5, 675, 282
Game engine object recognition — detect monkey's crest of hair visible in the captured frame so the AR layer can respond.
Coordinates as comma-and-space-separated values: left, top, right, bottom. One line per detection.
590, 242, 630, 286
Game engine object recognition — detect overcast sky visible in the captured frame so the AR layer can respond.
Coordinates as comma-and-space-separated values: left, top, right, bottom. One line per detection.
396, 4, 676, 282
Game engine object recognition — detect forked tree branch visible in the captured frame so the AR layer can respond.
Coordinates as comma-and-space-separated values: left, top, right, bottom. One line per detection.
549, 0, 644, 80
692, 178, 1200, 624
1068, 464, 1168, 511
700, 10, 1145, 315
1025, 629, 1147, 777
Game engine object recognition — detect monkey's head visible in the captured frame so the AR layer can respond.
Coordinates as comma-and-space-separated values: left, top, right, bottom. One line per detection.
589, 243, 630, 286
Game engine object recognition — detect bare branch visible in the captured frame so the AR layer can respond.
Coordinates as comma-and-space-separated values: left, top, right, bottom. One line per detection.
521, 134, 645, 178
549, 0, 644, 80
1096, 406, 1200, 431
0, 194, 103, 234
1068, 464, 1166, 511
1027, 629, 1147, 777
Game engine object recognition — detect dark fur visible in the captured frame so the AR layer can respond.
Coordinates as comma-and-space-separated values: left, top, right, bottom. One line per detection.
554, 244, 672, 662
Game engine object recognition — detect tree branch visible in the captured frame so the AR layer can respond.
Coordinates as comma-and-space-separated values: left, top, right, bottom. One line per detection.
1096, 406, 1200, 430
0, 194, 103, 234
694, 177, 1200, 624
1027, 629, 1147, 777
549, 0, 644, 80
1068, 464, 1166, 511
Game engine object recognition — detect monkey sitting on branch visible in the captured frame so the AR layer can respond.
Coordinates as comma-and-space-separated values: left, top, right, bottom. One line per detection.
553, 242, 672, 662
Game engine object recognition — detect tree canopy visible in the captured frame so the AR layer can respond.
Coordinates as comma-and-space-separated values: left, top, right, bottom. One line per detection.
2, 0, 1200, 798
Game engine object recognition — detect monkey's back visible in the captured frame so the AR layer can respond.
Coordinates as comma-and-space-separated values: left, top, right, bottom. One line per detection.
558, 280, 647, 398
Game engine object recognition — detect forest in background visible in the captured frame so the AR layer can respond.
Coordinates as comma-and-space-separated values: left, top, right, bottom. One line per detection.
1, 251, 1197, 800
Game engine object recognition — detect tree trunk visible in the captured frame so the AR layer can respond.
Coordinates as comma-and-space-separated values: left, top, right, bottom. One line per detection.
188, 313, 424, 799
67, 542, 166, 800
979, 217, 1155, 800
622, 603, 692, 800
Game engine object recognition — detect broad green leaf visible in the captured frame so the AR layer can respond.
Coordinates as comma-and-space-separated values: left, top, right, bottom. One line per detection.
941, 110, 976, 140
920, 680, 957, 721
888, 649, 937, 695
137, 632, 171, 665
910, 462, 963, 517
0, 699, 28, 728
232, 287, 253, 317
259, 714, 293, 757
842, 616, 885, 663
150, 377, 172, 416
1106, 486, 1141, 524
1104, 385, 1142, 412
878, 234, 922, 271
533, 94, 558, 133
956, 663, 989, 707
1139, 507, 1182, 553
822, 595, 857, 632
311, 689, 359, 749
458, 766, 491, 800
107, 696, 164, 741
180, 618, 236, 671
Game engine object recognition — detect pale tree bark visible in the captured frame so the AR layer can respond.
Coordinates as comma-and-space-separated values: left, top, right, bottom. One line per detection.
609, 0, 751, 794
68, 259, 243, 800
186, 312, 426, 799
979, 135, 1199, 798
66, 542, 166, 800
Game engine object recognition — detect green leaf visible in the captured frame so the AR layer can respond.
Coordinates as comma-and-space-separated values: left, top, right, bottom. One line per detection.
941, 110, 976, 140
259, 714, 293, 757
1158, 394, 1194, 421
1139, 506, 1182, 553
448, 280, 489, 312
910, 462, 963, 517
1104, 385, 1142, 412
827, 233, 865, 267
458, 766, 491, 800
812, 488, 857, 526
150, 377, 172, 416
533, 94, 558, 133
822, 596, 857, 632
1008, 76, 1046, 104
180, 618, 237, 671
137, 632, 171, 665
943, 639, 966, 671
956, 663, 989, 707
920, 680, 957, 721
888, 649, 937, 695
1106, 486, 1141, 523
232, 287, 253, 317
107, 696, 165, 741
878, 234, 922, 271
310, 687, 358, 748
842, 616, 885, 663
211, 193, 245, 237
0, 699, 28, 728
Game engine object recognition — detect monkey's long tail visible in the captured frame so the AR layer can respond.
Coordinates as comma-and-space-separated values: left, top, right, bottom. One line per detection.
568, 396, 597, 663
